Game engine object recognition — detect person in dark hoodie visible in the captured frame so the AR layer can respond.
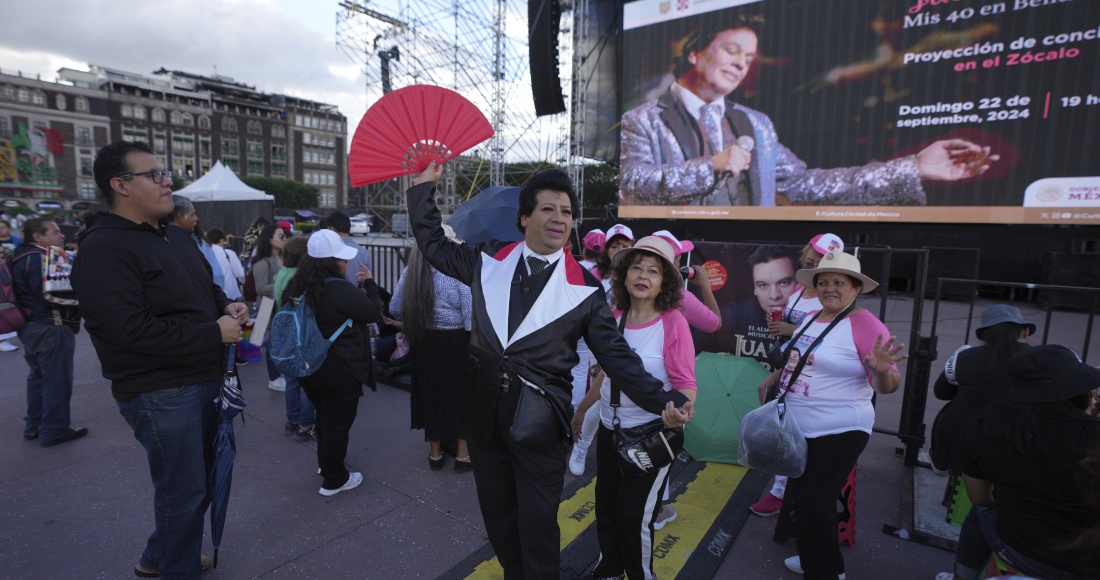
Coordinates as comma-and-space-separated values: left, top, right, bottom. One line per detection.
72, 140, 249, 579
13, 217, 86, 446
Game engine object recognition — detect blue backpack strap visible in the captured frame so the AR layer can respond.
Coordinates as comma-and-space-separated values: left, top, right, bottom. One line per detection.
321, 277, 353, 342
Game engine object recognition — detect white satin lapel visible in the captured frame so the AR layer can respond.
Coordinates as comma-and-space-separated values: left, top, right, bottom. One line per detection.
507, 259, 597, 348
480, 246, 521, 350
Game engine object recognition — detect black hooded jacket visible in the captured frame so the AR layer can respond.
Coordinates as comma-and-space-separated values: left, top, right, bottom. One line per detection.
72, 212, 233, 400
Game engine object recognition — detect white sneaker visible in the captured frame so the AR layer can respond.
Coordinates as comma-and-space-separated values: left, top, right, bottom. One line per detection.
319, 471, 363, 496
935, 573, 955, 580
0, 341, 18, 352
268, 377, 286, 391
783, 556, 845, 579
653, 504, 677, 530
568, 443, 589, 476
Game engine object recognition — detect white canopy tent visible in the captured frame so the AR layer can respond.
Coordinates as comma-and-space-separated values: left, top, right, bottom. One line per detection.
174, 161, 273, 202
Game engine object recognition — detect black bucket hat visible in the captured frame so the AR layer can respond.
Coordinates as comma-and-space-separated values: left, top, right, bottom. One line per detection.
1006, 345, 1100, 403
975, 304, 1037, 341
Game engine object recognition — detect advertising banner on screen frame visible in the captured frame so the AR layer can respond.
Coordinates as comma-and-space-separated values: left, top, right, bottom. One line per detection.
617, 0, 1100, 225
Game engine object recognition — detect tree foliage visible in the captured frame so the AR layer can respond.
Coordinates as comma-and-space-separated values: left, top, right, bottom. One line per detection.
582, 163, 620, 209
242, 177, 319, 209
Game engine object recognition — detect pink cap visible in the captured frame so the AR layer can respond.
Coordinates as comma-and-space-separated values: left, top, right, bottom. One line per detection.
605, 223, 634, 244
277, 220, 292, 232
650, 229, 694, 256
809, 233, 844, 255
583, 229, 606, 252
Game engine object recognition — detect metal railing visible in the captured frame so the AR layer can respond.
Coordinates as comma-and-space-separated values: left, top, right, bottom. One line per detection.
363, 243, 411, 292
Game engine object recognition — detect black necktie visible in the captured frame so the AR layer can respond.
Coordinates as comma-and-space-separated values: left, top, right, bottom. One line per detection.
527, 256, 548, 276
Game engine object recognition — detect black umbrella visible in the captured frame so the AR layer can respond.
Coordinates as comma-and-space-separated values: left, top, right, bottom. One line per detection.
446, 186, 522, 245
210, 344, 246, 568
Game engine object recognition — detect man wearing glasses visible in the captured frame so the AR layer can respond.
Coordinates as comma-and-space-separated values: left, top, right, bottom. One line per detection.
73, 140, 248, 578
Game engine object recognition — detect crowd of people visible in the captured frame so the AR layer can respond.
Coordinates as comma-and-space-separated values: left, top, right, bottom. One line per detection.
2, 139, 1098, 580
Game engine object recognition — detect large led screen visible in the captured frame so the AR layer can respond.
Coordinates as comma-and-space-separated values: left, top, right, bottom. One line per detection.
617, 0, 1100, 224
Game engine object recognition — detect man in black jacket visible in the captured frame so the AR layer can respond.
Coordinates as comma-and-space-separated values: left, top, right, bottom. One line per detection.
408, 163, 695, 579
73, 140, 248, 579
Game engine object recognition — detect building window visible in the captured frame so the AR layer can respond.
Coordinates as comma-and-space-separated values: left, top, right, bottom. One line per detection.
75, 96, 89, 113
80, 183, 98, 200
16, 87, 30, 102
170, 111, 181, 125
172, 136, 194, 152
77, 127, 92, 146
271, 144, 286, 160
152, 108, 165, 123
201, 160, 210, 175
247, 120, 262, 135
222, 117, 237, 132
272, 161, 287, 176
123, 126, 148, 143
32, 90, 46, 106
1, 85, 13, 100
56, 94, 67, 110
247, 159, 264, 174
221, 138, 239, 154
0, 117, 8, 138
80, 158, 94, 176
223, 156, 239, 172
246, 140, 263, 157
121, 104, 133, 118
200, 139, 211, 158
198, 115, 210, 130
272, 125, 285, 138
295, 116, 303, 127
180, 112, 193, 127
154, 133, 166, 152
133, 105, 146, 120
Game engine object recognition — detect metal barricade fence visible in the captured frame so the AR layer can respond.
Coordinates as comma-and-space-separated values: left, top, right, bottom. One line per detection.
364, 242, 411, 293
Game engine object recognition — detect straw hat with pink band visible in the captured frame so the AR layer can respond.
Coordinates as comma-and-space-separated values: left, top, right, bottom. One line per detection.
583, 229, 606, 252
611, 236, 683, 284
650, 230, 694, 257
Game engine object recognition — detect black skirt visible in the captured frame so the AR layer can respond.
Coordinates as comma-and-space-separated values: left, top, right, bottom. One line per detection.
409, 328, 471, 442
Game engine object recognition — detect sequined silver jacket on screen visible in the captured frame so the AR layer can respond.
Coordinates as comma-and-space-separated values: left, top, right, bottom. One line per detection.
619, 88, 925, 206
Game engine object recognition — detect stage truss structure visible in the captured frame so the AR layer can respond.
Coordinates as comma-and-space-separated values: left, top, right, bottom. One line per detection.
336, 0, 590, 229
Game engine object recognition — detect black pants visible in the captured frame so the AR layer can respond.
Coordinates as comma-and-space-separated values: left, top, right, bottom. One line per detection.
468, 383, 568, 580
783, 430, 869, 580
591, 425, 668, 580
301, 365, 362, 490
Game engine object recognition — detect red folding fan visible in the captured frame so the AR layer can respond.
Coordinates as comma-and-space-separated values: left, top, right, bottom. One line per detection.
348, 85, 495, 187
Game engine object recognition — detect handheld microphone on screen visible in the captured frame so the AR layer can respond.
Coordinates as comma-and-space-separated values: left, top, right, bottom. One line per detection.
715, 135, 755, 192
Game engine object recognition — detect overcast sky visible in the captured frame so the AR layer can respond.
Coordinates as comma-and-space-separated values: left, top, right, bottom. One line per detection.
3, 0, 378, 148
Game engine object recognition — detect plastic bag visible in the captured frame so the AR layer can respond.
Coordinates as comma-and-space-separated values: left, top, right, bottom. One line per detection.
737, 398, 808, 478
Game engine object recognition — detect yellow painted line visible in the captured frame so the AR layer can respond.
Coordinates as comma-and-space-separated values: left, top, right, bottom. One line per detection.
464, 478, 599, 580
652, 464, 747, 577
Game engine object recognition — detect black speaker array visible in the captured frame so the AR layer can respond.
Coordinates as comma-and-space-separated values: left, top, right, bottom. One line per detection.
529, 0, 567, 116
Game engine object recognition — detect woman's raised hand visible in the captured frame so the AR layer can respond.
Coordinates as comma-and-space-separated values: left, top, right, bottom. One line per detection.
863, 334, 909, 375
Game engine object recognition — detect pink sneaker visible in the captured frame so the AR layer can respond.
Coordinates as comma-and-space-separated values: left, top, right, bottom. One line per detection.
749, 493, 783, 516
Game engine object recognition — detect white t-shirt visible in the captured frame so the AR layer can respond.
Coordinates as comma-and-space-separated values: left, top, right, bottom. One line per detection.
783, 288, 821, 326
779, 309, 898, 438
600, 309, 697, 429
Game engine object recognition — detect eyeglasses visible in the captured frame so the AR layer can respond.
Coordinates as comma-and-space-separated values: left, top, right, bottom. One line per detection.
116, 170, 174, 184
801, 260, 819, 269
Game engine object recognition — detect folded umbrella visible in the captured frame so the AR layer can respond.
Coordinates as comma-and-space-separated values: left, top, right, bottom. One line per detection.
210, 344, 247, 568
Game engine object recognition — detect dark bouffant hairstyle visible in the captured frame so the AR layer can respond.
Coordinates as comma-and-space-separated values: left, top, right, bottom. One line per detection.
610, 250, 683, 313
516, 169, 578, 233
93, 140, 155, 207
674, 13, 765, 78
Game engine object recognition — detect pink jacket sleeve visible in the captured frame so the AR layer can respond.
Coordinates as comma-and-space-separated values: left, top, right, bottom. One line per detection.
850, 310, 901, 384
679, 288, 720, 333
662, 310, 698, 391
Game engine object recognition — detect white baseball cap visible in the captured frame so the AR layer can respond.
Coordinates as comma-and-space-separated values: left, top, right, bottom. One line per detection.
308, 229, 359, 260
650, 230, 694, 256
606, 224, 634, 244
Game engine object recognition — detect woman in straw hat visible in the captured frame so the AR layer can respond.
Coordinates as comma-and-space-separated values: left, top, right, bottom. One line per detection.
572, 236, 697, 580
755, 251, 908, 579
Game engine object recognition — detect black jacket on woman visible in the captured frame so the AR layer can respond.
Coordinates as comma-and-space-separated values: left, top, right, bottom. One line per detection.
309, 277, 381, 398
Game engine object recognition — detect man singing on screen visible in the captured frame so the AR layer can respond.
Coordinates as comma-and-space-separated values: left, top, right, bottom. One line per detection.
619, 14, 998, 206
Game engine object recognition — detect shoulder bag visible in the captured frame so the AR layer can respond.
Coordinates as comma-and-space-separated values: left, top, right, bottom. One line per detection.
611, 308, 686, 478
738, 300, 855, 477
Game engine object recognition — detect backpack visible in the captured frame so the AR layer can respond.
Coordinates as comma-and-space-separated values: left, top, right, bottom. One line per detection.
242, 258, 263, 302
269, 278, 352, 378
0, 248, 46, 334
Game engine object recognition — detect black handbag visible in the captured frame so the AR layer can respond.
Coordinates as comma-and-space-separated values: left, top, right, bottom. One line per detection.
508, 361, 573, 453
610, 308, 685, 478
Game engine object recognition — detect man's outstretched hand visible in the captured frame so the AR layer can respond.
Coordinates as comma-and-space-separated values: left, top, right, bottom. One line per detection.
413, 161, 444, 186
915, 139, 1000, 181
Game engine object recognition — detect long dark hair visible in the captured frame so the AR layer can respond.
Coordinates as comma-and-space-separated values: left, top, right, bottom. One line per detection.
610, 250, 683, 312
400, 244, 435, 347
982, 396, 1095, 461
980, 322, 1029, 370
254, 224, 279, 260
280, 255, 344, 309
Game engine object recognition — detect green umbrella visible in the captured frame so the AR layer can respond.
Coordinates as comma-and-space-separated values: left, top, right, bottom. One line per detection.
684, 352, 771, 465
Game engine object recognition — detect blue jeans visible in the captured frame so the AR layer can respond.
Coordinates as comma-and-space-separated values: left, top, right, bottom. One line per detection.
117, 380, 220, 580
978, 506, 1095, 580
19, 322, 75, 441
285, 376, 315, 426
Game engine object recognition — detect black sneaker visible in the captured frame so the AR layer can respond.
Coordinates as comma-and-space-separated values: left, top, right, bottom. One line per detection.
284, 422, 299, 435
23, 430, 39, 440
41, 427, 88, 447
